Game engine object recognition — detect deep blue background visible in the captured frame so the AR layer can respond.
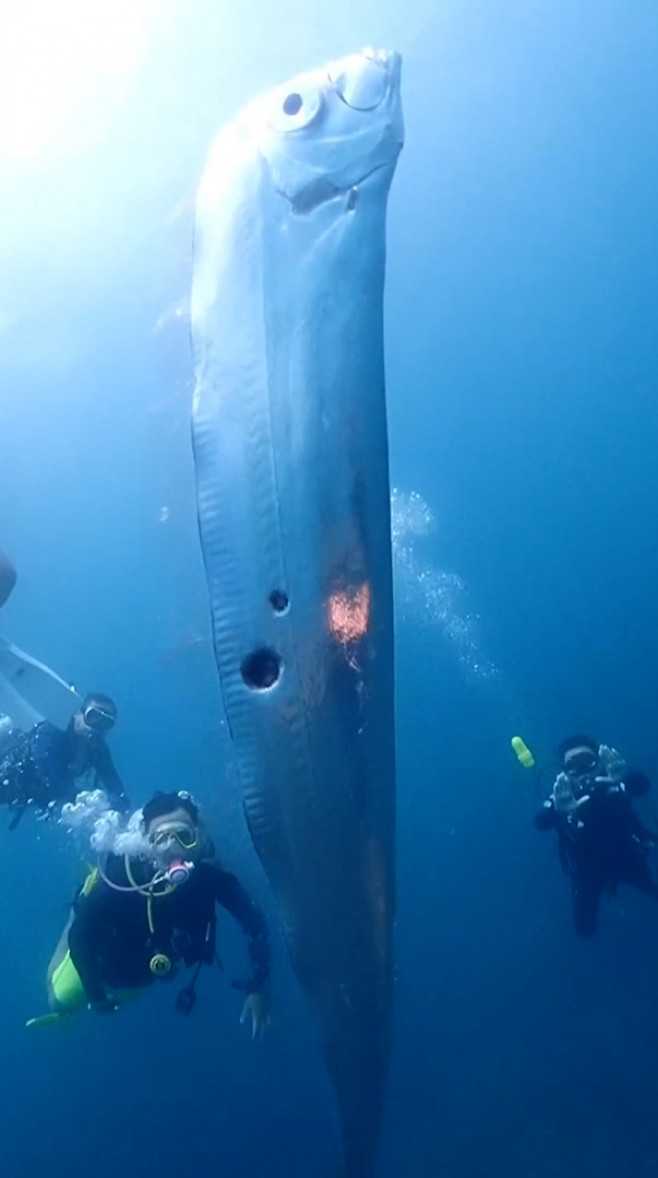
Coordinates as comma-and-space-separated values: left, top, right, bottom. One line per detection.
2, 2, 658, 1175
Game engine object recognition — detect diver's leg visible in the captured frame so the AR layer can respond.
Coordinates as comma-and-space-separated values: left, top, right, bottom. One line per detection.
46, 910, 82, 1011
571, 868, 602, 937
46, 911, 74, 988
620, 851, 658, 900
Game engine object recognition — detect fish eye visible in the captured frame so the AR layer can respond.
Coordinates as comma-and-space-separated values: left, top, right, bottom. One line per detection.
283, 92, 303, 116
268, 84, 322, 132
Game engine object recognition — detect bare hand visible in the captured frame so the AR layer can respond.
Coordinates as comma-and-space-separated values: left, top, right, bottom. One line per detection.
552, 772, 579, 814
598, 745, 627, 785
240, 992, 271, 1040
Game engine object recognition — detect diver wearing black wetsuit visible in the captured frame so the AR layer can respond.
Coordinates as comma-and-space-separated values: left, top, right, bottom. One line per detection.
47, 793, 271, 1036
535, 735, 658, 937
68, 854, 270, 1006
0, 693, 128, 817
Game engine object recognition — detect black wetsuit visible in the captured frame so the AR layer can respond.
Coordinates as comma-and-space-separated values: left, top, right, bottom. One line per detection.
0, 719, 128, 815
535, 770, 658, 936
68, 857, 270, 1005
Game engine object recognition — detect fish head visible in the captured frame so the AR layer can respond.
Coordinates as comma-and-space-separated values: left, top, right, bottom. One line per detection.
248, 49, 403, 211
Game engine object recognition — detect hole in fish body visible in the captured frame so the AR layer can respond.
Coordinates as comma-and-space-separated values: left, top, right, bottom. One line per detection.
241, 648, 282, 690
269, 589, 289, 614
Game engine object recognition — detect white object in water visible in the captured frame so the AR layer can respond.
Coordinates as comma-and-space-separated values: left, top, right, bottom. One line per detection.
191, 49, 402, 1178
0, 636, 82, 730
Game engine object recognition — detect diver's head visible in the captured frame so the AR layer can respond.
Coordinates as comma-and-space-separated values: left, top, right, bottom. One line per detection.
75, 693, 118, 739
142, 791, 204, 866
558, 734, 599, 782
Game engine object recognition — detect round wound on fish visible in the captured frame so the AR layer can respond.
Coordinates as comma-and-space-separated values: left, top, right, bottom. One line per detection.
241, 648, 282, 690
268, 589, 289, 614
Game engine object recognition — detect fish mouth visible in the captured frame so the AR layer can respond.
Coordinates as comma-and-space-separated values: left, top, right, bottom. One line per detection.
328, 49, 399, 112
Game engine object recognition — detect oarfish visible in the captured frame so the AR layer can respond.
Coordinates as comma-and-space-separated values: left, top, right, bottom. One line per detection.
191, 49, 402, 1178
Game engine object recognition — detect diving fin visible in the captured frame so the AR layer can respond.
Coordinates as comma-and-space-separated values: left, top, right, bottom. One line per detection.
0, 637, 82, 731
26, 1012, 75, 1030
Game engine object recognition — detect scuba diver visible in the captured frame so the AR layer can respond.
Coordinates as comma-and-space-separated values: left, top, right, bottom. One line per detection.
0, 550, 16, 607
38, 791, 271, 1036
535, 734, 658, 937
0, 692, 128, 822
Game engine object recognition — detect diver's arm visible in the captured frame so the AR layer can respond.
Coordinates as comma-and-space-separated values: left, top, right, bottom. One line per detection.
0, 551, 16, 607
534, 800, 557, 830
626, 801, 657, 846
623, 769, 650, 798
94, 744, 131, 812
67, 897, 112, 1006
614, 770, 654, 843
211, 866, 271, 992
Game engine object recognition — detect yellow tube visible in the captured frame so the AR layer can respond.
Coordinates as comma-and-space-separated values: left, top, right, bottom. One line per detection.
511, 735, 535, 770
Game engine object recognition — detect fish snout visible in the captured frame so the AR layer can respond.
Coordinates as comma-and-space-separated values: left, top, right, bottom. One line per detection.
328, 48, 401, 112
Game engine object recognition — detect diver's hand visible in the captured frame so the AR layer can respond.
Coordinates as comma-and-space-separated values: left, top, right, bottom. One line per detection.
89, 996, 118, 1014
552, 772, 580, 814
240, 992, 271, 1040
597, 745, 627, 786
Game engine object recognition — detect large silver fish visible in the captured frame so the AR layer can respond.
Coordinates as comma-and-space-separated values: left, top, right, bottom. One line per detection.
191, 49, 402, 1178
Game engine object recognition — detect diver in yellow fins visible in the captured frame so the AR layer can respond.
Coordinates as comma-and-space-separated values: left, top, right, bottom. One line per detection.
31, 791, 271, 1035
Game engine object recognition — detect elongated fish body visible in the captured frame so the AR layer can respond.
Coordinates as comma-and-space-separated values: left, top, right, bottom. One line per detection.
191, 50, 402, 1178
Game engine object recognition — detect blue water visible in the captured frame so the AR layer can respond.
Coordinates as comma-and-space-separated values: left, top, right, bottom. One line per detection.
2, 2, 658, 1174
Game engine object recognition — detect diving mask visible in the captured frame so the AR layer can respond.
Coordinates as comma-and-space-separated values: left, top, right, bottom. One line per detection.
564, 750, 598, 780
83, 704, 116, 734
150, 823, 199, 853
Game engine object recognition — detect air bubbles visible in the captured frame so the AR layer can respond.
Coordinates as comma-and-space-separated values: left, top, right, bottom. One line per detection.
153, 298, 189, 335
391, 488, 434, 541
391, 488, 497, 685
